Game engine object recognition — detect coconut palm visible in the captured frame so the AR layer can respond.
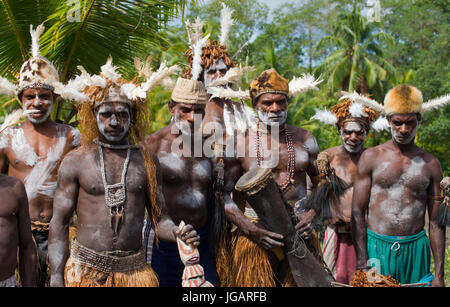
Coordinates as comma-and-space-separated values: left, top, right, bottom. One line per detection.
314, 6, 398, 98
0, 0, 193, 121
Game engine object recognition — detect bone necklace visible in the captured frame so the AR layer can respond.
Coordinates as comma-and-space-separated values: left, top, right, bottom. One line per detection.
98, 142, 131, 236
256, 120, 295, 191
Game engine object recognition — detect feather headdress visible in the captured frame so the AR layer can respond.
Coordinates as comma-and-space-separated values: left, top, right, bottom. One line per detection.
340, 86, 450, 131
207, 69, 322, 102
183, 5, 236, 80
219, 4, 234, 47
0, 23, 96, 103
311, 92, 379, 130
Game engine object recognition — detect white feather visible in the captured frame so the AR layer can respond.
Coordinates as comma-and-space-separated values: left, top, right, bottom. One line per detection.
289, 74, 323, 96
124, 62, 180, 100
191, 34, 210, 81
30, 23, 45, 58
242, 104, 257, 129
371, 116, 390, 132
349, 102, 367, 118
232, 104, 247, 134
310, 109, 337, 126
208, 66, 254, 88
421, 93, 450, 112
219, 4, 234, 46
100, 57, 121, 83
53, 80, 89, 102
223, 103, 236, 136
0, 77, 17, 96
0, 109, 23, 132
340, 91, 384, 113
207, 86, 250, 100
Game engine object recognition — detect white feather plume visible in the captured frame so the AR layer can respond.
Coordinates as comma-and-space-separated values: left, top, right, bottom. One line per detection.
0, 109, 23, 132
289, 74, 323, 96
76, 66, 107, 87
186, 17, 205, 46
223, 103, 236, 136
207, 86, 250, 100
421, 93, 450, 112
53, 80, 89, 102
310, 109, 337, 126
349, 102, 367, 118
0, 77, 17, 96
340, 91, 385, 113
233, 104, 247, 134
191, 34, 210, 81
242, 104, 257, 129
208, 66, 254, 88
100, 57, 121, 83
30, 23, 45, 58
122, 62, 180, 100
219, 4, 234, 46
371, 116, 390, 132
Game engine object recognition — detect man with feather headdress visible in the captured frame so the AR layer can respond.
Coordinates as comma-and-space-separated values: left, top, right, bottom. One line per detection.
345, 84, 448, 286
0, 24, 83, 287
309, 97, 379, 284
214, 68, 328, 286
47, 57, 199, 287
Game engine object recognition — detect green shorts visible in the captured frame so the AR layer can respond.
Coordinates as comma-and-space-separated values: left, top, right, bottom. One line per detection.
366, 228, 432, 285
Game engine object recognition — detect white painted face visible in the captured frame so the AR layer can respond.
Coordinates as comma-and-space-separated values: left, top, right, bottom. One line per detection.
173, 113, 193, 136
22, 89, 54, 124
340, 121, 367, 153
391, 124, 418, 145
257, 109, 287, 127
203, 59, 228, 88
96, 103, 131, 142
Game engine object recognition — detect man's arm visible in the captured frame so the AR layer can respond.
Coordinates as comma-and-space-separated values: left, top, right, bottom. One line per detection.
296, 133, 320, 232
223, 157, 284, 250
427, 158, 445, 287
145, 151, 199, 246
351, 150, 373, 271
15, 180, 37, 287
48, 153, 79, 287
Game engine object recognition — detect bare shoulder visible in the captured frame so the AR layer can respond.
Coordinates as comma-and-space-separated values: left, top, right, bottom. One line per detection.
143, 126, 171, 153
417, 147, 442, 174
0, 174, 26, 201
288, 126, 319, 153
58, 145, 90, 176
56, 123, 81, 147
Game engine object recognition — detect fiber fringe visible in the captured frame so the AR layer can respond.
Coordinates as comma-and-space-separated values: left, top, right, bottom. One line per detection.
64, 257, 159, 287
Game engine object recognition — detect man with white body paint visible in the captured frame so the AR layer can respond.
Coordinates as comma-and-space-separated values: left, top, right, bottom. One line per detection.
142, 77, 218, 287
310, 98, 379, 284
0, 25, 81, 287
49, 61, 199, 287
352, 84, 446, 286
223, 69, 323, 286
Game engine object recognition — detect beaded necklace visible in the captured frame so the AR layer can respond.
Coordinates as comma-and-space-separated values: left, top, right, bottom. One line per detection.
98, 141, 131, 235
256, 120, 295, 191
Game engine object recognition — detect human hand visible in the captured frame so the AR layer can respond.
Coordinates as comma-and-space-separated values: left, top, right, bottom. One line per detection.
173, 222, 200, 248
295, 209, 316, 236
246, 224, 284, 250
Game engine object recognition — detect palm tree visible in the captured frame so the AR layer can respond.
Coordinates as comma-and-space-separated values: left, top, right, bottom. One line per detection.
314, 6, 398, 98
0, 0, 193, 122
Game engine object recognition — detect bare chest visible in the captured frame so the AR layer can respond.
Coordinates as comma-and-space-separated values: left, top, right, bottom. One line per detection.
158, 152, 213, 185
79, 150, 148, 195
5, 127, 69, 169
372, 156, 430, 193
